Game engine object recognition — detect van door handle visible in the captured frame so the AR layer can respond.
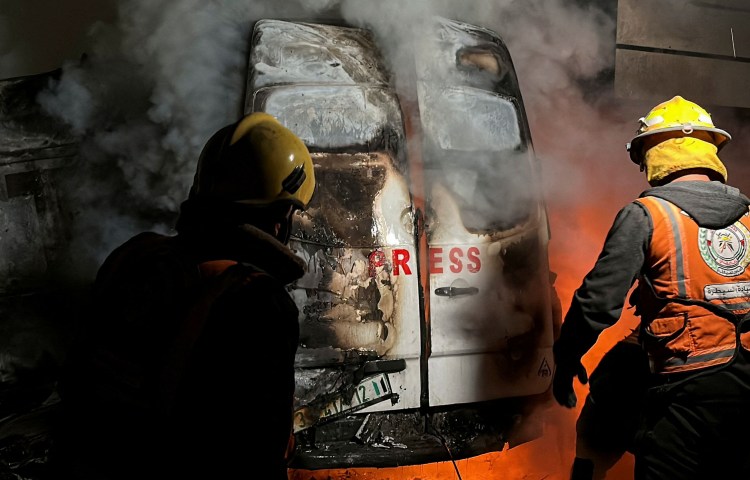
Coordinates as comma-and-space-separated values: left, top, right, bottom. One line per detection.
434, 286, 479, 297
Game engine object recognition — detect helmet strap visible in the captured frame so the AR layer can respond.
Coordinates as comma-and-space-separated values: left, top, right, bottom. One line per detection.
276, 216, 294, 245
272, 204, 297, 245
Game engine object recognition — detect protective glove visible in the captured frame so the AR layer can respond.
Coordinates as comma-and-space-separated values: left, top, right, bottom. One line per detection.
552, 358, 588, 408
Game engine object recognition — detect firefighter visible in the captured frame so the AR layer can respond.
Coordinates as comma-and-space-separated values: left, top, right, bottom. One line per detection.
54, 112, 315, 480
552, 96, 750, 479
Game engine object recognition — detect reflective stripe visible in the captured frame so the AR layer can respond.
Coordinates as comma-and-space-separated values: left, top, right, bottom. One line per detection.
652, 197, 688, 298
723, 302, 750, 312
662, 347, 735, 368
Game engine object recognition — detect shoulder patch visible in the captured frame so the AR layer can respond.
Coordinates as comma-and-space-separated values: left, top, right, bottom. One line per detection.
699, 221, 750, 277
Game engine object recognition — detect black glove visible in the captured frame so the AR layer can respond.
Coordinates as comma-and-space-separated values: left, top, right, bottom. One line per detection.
552, 358, 588, 408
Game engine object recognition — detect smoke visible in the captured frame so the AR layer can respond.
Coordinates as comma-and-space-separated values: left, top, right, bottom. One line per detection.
336, 0, 640, 287
34, 0, 635, 473
35, 0, 629, 460
36, 0, 336, 278
33, 0, 635, 285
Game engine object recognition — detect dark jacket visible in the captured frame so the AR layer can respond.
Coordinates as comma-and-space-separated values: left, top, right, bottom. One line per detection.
555, 180, 750, 363
56, 222, 305, 480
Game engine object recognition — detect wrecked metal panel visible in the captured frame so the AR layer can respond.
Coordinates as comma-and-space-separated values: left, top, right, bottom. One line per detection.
289, 240, 421, 416
291, 152, 413, 247
291, 241, 418, 354
289, 150, 419, 355
288, 151, 421, 417
615, 0, 750, 107
0, 72, 78, 294
249, 20, 422, 429
292, 242, 413, 355
249, 19, 389, 91
0, 72, 79, 159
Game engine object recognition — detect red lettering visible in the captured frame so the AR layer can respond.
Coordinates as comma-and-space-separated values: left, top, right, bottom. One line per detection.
467, 247, 481, 273
393, 249, 411, 275
449, 248, 463, 273
372, 247, 480, 276
429, 248, 443, 274
368, 250, 386, 277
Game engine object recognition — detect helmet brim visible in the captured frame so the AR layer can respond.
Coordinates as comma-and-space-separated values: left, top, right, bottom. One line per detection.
627, 126, 732, 164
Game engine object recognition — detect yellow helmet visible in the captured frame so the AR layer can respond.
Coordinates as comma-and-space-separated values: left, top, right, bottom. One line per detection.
191, 112, 315, 209
626, 96, 731, 165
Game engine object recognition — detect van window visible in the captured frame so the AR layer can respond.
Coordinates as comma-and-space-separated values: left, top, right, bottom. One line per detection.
250, 19, 389, 89
419, 86, 522, 151
251, 85, 404, 155
419, 86, 535, 232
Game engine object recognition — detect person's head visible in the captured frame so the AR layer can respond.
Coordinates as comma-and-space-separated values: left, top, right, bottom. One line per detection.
177, 112, 315, 244
626, 96, 732, 187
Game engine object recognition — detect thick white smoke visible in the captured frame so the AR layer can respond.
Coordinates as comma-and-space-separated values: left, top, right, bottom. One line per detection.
36, 0, 337, 277
37, 0, 632, 320
6, 4, 747, 478
22, 0, 649, 476
338, 0, 640, 270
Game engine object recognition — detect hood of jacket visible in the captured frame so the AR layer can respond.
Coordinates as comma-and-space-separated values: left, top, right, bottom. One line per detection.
178, 223, 305, 285
641, 180, 750, 229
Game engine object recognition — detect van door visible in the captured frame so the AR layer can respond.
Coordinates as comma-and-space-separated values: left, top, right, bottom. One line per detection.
245, 20, 424, 432
415, 19, 555, 407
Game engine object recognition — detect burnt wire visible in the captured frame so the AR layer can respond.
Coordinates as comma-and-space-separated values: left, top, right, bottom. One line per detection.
426, 425, 463, 480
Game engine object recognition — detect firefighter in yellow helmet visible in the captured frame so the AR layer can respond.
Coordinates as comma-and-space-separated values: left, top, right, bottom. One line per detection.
552, 96, 750, 479
627, 95, 731, 185
55, 113, 315, 480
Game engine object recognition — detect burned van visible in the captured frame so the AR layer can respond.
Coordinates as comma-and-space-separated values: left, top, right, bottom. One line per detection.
0, 15, 559, 474
245, 18, 558, 468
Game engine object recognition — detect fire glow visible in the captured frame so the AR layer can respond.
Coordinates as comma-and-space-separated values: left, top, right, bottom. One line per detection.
288, 201, 638, 479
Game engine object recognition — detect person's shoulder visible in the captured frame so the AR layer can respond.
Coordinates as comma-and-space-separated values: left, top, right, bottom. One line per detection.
235, 264, 288, 295
95, 232, 191, 290
609, 199, 652, 234
616, 198, 650, 217
105, 231, 174, 261
228, 264, 296, 305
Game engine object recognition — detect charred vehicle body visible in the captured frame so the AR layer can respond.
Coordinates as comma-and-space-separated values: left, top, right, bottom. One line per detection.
245, 18, 558, 468
0, 70, 81, 474
0, 16, 558, 472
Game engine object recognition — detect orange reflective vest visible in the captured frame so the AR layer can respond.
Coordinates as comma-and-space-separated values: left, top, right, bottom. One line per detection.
635, 195, 750, 375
